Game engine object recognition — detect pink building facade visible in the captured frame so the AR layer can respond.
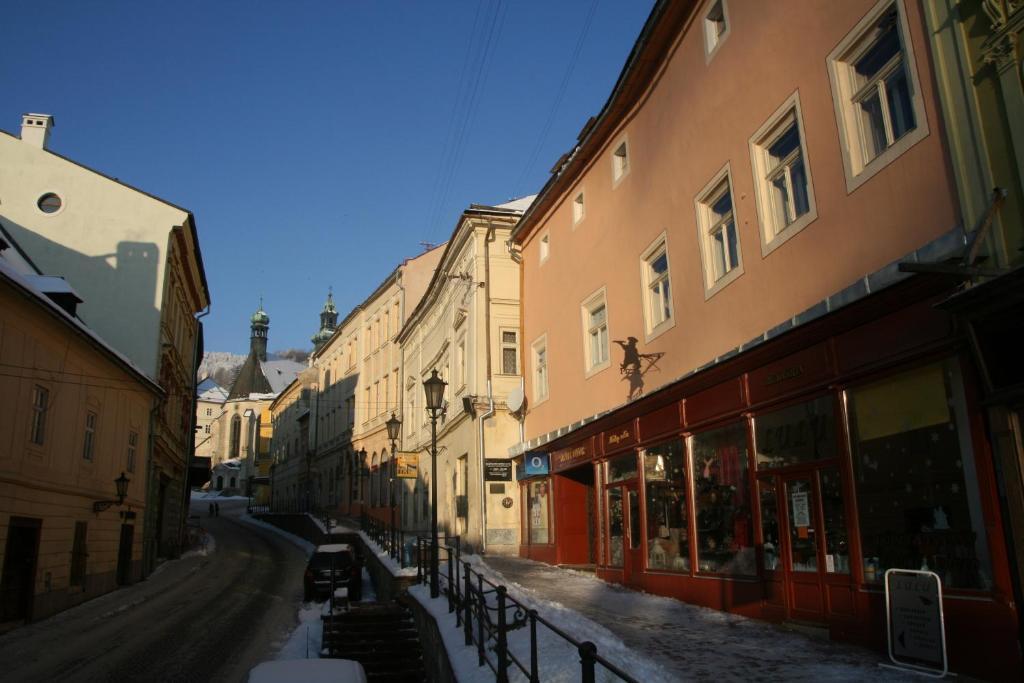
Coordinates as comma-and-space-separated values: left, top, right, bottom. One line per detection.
511, 1, 1020, 678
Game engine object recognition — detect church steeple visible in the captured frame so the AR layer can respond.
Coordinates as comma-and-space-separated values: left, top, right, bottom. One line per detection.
250, 298, 269, 361
311, 288, 338, 352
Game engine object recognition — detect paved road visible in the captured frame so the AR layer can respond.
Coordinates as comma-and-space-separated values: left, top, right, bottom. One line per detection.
0, 498, 308, 683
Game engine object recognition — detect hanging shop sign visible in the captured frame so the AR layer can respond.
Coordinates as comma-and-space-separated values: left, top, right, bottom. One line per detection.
484, 459, 513, 481
517, 452, 550, 480
395, 452, 419, 479
551, 438, 594, 473
884, 569, 947, 677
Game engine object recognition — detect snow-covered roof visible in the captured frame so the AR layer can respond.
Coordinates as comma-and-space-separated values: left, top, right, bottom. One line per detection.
260, 359, 306, 394
197, 377, 228, 402
495, 195, 536, 212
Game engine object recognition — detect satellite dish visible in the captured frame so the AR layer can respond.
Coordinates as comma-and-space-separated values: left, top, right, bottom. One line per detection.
506, 387, 525, 415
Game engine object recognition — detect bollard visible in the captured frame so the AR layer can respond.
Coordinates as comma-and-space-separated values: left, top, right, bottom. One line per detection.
463, 561, 473, 646
496, 586, 509, 683
529, 609, 539, 683
578, 641, 598, 683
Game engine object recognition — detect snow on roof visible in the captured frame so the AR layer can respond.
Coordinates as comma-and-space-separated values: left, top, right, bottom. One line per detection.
0, 248, 161, 393
197, 377, 228, 402
23, 274, 82, 301
259, 359, 306, 394
315, 543, 354, 553
495, 195, 536, 212
248, 659, 367, 683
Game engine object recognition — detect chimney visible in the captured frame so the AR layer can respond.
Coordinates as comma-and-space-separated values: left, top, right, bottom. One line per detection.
21, 114, 54, 150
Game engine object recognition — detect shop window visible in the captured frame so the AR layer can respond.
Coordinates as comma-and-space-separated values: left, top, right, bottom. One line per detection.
607, 452, 637, 483
759, 479, 781, 571
847, 361, 993, 589
690, 423, 755, 576
754, 395, 836, 469
644, 439, 690, 572
528, 480, 551, 544
820, 467, 850, 574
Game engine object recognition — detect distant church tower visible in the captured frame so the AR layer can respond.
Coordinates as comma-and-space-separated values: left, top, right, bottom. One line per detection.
311, 289, 338, 352
250, 300, 270, 362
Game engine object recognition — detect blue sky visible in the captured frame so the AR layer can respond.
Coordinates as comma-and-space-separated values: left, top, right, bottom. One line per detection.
1, 0, 654, 355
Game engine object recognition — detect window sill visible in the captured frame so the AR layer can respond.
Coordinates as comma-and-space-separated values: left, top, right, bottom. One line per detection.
644, 317, 676, 345
702, 264, 744, 301
761, 210, 818, 257
584, 360, 611, 379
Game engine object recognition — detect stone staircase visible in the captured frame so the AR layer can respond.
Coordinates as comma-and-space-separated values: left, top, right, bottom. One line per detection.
322, 603, 426, 682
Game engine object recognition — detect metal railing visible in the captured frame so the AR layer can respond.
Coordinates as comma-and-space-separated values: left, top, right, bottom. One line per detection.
361, 514, 414, 568
415, 538, 638, 683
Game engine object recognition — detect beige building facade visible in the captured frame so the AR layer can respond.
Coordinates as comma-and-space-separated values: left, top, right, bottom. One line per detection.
0, 231, 160, 623
396, 199, 532, 554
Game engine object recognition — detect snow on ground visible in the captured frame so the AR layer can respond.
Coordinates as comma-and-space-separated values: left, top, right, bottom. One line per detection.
355, 530, 418, 577
193, 490, 249, 500
273, 603, 324, 660
180, 531, 216, 559
239, 514, 317, 555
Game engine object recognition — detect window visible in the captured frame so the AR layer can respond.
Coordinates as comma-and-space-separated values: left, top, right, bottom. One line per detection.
501, 330, 518, 375
206, 408, 212, 417
750, 94, 818, 253
755, 396, 837, 469
455, 336, 466, 390
30, 385, 48, 445
82, 411, 97, 461
528, 480, 551, 543
37, 192, 62, 214
127, 431, 138, 473
204, 424, 211, 434
827, 0, 928, 192
611, 139, 629, 184
703, 0, 730, 60
847, 361, 992, 589
690, 422, 755, 576
70, 522, 87, 586
644, 439, 689, 572
230, 415, 241, 458
582, 289, 610, 374
532, 335, 549, 403
572, 191, 585, 225
641, 235, 673, 337
695, 165, 743, 296
539, 232, 550, 264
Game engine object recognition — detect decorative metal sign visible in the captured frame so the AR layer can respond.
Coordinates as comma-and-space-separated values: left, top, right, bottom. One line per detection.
484, 459, 513, 481
395, 452, 419, 479
884, 569, 947, 678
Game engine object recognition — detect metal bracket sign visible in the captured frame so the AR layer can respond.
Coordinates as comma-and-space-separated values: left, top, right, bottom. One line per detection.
884, 568, 948, 678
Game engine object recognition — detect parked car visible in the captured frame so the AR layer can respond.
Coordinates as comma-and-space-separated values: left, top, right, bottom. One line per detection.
304, 543, 362, 602
249, 659, 367, 683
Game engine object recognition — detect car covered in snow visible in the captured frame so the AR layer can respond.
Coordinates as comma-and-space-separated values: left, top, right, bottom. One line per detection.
248, 659, 367, 683
304, 543, 362, 602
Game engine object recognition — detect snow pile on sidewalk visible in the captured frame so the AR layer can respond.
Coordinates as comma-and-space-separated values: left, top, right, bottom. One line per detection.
181, 532, 217, 559
274, 603, 324, 660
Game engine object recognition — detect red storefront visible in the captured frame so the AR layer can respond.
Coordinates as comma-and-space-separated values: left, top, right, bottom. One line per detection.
518, 277, 1021, 680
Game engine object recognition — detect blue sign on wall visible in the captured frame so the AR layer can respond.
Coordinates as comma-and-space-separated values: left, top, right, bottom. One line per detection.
517, 451, 550, 480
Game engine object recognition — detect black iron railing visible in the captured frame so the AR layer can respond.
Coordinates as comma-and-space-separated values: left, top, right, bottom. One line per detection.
362, 514, 413, 568
415, 538, 638, 683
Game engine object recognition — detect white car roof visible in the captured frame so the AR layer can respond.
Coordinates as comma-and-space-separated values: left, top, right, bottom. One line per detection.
316, 543, 354, 553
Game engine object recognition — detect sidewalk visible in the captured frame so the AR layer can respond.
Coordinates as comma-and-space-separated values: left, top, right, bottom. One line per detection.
478, 555, 916, 682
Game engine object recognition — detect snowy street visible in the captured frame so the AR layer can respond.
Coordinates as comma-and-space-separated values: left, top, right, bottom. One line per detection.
0, 497, 307, 683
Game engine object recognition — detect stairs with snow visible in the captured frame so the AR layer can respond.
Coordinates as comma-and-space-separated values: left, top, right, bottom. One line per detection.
322, 603, 426, 682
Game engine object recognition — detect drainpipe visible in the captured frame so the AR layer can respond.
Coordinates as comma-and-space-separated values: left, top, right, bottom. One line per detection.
179, 304, 210, 554
477, 221, 497, 553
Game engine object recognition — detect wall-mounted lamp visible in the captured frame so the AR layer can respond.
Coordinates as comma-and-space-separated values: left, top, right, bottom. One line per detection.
93, 472, 130, 513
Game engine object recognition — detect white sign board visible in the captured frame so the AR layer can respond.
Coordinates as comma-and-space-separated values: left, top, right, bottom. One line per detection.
884, 569, 947, 677
790, 491, 810, 528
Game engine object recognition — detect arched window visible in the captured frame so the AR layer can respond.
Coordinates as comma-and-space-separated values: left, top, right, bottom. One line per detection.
230, 476, 236, 488
217, 475, 224, 490
229, 415, 242, 459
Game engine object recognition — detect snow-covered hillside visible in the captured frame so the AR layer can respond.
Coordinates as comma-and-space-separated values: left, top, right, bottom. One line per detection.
197, 351, 246, 387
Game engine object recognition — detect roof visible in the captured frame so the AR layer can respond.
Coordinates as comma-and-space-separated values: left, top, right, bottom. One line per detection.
197, 377, 228, 402
226, 354, 304, 400
0, 237, 162, 396
262, 360, 306, 393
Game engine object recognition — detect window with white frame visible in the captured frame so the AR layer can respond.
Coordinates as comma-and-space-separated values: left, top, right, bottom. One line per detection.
827, 0, 927, 192
532, 335, 549, 402
641, 236, 673, 335
82, 411, 97, 460
572, 191, 585, 225
612, 140, 629, 183
695, 166, 742, 293
539, 232, 550, 264
703, 0, 729, 59
501, 330, 519, 375
749, 94, 817, 252
582, 289, 610, 373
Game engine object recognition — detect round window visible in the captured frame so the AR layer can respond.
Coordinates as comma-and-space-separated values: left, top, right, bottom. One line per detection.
37, 193, 62, 214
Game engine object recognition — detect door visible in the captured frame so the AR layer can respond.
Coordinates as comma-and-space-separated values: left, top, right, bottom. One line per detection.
117, 524, 134, 585
605, 482, 643, 586
0, 517, 41, 622
782, 474, 824, 621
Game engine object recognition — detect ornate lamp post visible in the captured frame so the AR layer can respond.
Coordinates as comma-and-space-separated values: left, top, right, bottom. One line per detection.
422, 369, 446, 598
386, 412, 402, 561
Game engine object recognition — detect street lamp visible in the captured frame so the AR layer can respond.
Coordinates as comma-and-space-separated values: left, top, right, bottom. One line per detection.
386, 412, 402, 560
93, 472, 130, 513
423, 369, 446, 598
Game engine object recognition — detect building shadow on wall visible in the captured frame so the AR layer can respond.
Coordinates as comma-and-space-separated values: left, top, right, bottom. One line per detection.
0, 216, 160, 371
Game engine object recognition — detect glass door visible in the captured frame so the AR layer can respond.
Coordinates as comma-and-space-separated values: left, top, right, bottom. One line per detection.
624, 482, 643, 587
782, 473, 825, 621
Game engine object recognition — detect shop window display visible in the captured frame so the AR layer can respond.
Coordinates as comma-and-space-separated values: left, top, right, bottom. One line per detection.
690, 423, 755, 575
755, 395, 836, 469
608, 487, 624, 567
607, 452, 638, 482
528, 480, 551, 544
759, 479, 780, 571
848, 361, 993, 589
644, 439, 690, 571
